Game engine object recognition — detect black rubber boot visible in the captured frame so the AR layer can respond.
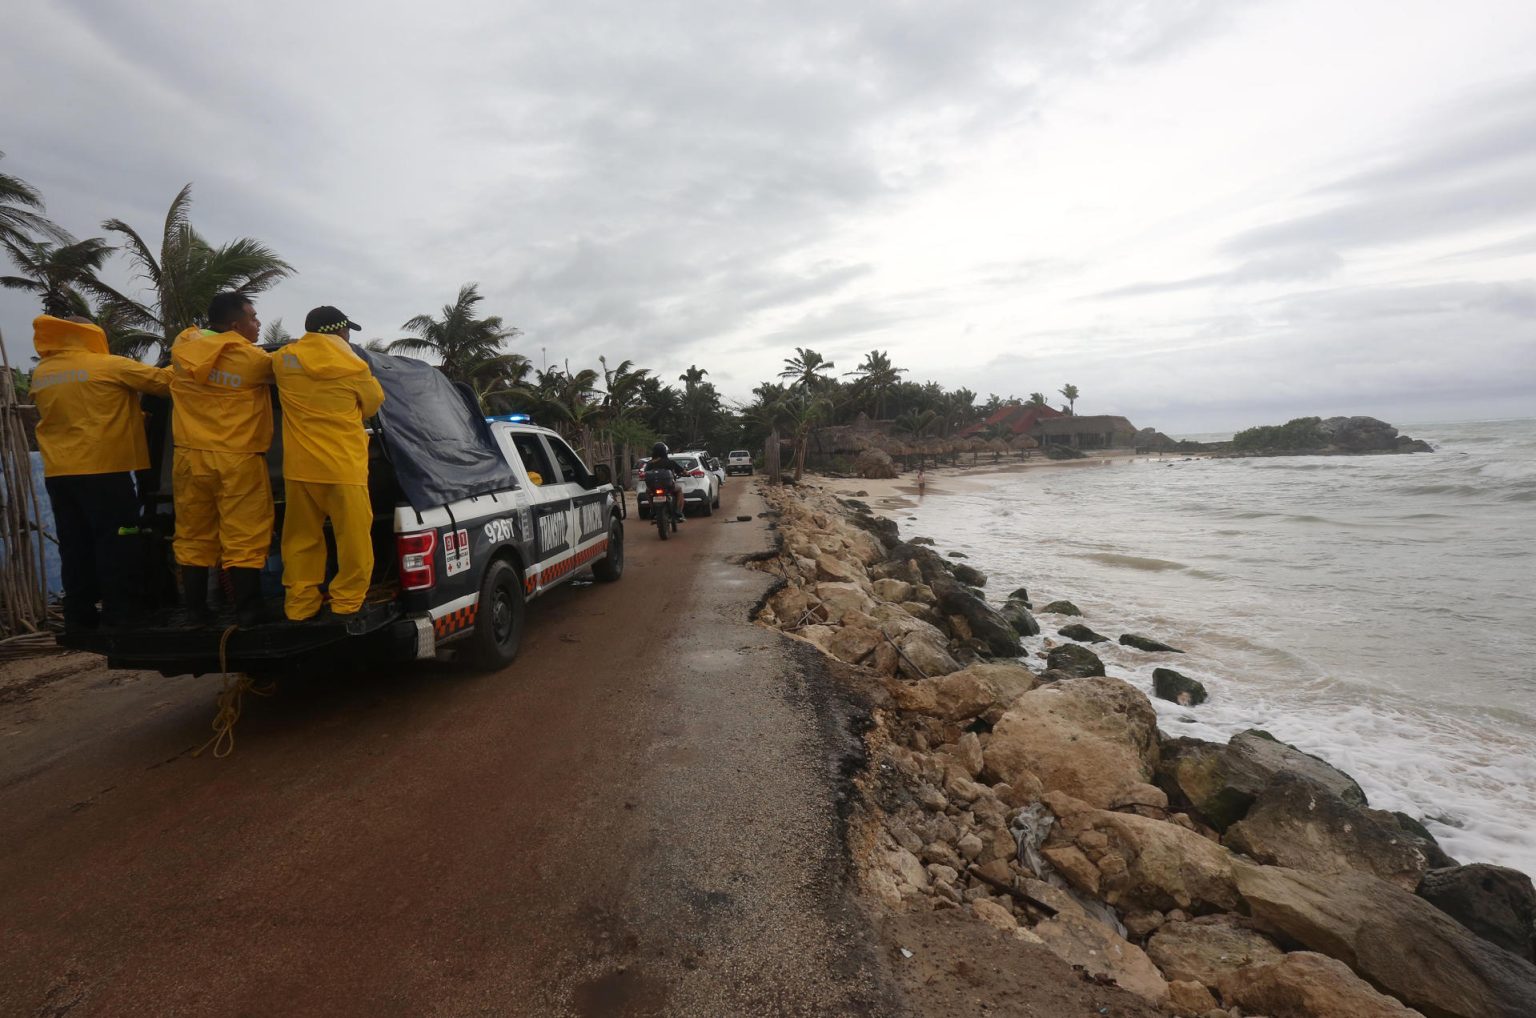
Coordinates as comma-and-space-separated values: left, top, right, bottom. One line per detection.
229, 567, 273, 628
182, 566, 213, 627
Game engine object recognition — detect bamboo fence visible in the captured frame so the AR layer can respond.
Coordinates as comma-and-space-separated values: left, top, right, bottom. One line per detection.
0, 329, 53, 642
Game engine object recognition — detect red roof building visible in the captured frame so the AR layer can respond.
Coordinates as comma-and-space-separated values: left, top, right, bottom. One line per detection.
959, 402, 1064, 438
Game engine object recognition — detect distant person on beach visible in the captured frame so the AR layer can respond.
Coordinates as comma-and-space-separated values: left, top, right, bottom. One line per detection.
916, 466, 927, 496
29, 315, 170, 630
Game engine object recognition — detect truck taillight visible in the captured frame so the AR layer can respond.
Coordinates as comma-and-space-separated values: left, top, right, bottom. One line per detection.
398, 531, 436, 590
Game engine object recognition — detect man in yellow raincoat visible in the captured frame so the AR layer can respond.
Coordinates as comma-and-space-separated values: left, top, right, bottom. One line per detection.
169, 292, 276, 626
29, 315, 170, 629
272, 306, 385, 621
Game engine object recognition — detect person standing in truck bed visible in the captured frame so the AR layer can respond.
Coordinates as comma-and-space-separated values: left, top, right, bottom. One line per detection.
29, 315, 171, 630
271, 306, 385, 622
168, 291, 277, 627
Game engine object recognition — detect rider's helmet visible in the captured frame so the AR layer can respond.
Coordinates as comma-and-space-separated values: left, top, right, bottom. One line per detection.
651, 442, 669, 458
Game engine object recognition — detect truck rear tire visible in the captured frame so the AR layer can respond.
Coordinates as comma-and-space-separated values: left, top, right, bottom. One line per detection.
467, 559, 526, 670
592, 522, 624, 582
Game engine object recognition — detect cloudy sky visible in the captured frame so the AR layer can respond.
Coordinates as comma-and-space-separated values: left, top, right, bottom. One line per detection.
4, 0, 1534, 433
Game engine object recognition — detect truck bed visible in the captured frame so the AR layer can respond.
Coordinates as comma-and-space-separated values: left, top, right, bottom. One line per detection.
57, 604, 415, 676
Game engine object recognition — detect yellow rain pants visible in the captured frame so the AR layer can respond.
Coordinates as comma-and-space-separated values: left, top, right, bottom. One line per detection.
172, 449, 274, 568
281, 480, 374, 619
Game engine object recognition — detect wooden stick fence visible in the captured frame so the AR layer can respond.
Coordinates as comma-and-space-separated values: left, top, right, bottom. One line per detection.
0, 329, 52, 639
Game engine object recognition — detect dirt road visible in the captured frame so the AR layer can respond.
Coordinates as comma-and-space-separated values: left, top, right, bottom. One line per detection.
0, 481, 896, 1017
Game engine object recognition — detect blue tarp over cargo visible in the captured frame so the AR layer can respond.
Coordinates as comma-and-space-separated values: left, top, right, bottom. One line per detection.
357, 349, 518, 511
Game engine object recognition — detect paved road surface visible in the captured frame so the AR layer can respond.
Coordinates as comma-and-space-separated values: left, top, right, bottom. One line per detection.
1, 481, 896, 1016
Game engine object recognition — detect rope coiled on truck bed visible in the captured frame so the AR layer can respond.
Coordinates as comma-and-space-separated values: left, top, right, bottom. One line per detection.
191, 624, 276, 759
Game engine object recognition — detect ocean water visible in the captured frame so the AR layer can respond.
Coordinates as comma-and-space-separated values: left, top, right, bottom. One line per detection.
898, 418, 1536, 875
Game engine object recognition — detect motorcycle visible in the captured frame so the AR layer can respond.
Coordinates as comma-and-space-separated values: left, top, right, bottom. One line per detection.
652, 486, 679, 539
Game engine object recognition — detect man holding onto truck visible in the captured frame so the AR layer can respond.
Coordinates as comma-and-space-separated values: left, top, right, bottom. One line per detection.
271, 306, 385, 622
169, 291, 277, 627
29, 314, 171, 630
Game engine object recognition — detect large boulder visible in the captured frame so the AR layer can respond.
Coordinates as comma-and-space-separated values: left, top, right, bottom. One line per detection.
983, 678, 1159, 810
1120, 633, 1184, 653
1320, 415, 1400, 452
1145, 914, 1283, 989
1045, 805, 1241, 915
845, 510, 900, 550
1152, 668, 1207, 706
1217, 951, 1425, 1018
998, 599, 1041, 636
1418, 864, 1536, 962
1032, 910, 1169, 1002
1225, 773, 1448, 890
896, 631, 961, 679
1045, 643, 1105, 677
813, 582, 876, 624
950, 562, 987, 588
1234, 862, 1536, 1018
1158, 729, 1366, 832
823, 624, 883, 666
1057, 622, 1109, 643
1040, 599, 1082, 616
888, 661, 1038, 721
929, 576, 1022, 657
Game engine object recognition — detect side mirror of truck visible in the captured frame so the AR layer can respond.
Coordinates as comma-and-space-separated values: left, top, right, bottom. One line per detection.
591, 463, 613, 488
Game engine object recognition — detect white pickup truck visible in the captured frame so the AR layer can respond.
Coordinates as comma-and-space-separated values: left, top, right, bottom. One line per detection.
61, 354, 623, 677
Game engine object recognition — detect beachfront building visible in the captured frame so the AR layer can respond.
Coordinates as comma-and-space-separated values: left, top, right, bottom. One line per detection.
1030, 414, 1138, 450
957, 402, 1064, 439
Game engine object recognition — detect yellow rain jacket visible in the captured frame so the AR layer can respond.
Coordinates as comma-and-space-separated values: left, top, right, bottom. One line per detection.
270, 332, 384, 485
169, 327, 274, 452
29, 315, 170, 477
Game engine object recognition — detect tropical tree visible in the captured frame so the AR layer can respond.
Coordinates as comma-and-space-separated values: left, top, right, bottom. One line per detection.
677, 364, 714, 444
1028, 392, 1048, 406
388, 282, 524, 397
260, 318, 293, 345
93, 184, 293, 359
1059, 383, 1079, 414
599, 356, 653, 474
846, 349, 905, 418
0, 151, 68, 250
779, 347, 835, 390
0, 237, 112, 317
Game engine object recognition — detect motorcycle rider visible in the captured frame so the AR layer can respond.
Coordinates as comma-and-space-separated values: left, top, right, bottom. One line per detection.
641, 442, 688, 525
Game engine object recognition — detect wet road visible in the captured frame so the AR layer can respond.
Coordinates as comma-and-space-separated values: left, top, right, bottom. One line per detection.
0, 481, 895, 1016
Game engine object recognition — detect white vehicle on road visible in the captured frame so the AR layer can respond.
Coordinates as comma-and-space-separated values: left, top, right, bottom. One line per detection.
635, 452, 720, 518
726, 450, 753, 475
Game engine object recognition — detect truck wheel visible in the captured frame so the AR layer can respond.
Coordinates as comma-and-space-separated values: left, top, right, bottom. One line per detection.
592, 522, 624, 582
467, 559, 526, 670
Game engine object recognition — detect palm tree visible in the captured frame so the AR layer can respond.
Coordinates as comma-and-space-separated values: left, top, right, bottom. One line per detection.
92, 184, 293, 360
600, 356, 652, 474
1059, 383, 1079, 415
260, 318, 294, 345
1, 237, 113, 317
846, 349, 905, 418
0, 151, 69, 250
779, 347, 835, 390
388, 283, 523, 389
1028, 392, 1048, 406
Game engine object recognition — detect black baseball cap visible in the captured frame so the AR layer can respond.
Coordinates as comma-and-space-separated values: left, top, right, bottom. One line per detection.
305, 306, 362, 334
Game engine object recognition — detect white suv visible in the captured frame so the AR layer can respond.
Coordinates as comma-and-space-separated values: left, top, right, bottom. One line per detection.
726, 450, 753, 475
635, 453, 720, 517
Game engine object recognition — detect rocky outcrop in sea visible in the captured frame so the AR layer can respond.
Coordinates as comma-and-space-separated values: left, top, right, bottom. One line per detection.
752, 482, 1536, 1016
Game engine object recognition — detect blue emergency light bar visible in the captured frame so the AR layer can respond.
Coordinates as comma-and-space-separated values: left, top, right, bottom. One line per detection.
486, 413, 532, 423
